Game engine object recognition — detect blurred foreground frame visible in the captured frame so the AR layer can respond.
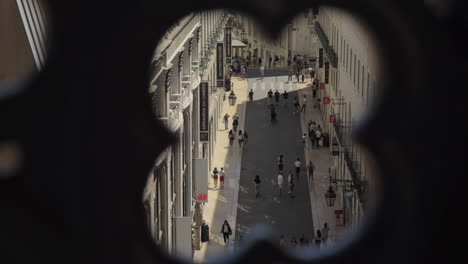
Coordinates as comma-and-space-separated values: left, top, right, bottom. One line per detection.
0, 0, 461, 264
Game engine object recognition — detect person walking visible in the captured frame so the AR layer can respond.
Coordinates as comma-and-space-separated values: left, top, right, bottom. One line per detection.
290, 236, 297, 248
288, 172, 295, 198
295, 68, 300, 83
278, 153, 284, 172
287, 67, 293, 82
301, 68, 305, 83
267, 89, 273, 105
258, 57, 262, 66
274, 90, 280, 105
321, 223, 330, 246
221, 220, 232, 244
300, 94, 307, 113
314, 229, 323, 249
302, 133, 307, 145
229, 65, 233, 79
268, 56, 272, 69
249, 89, 254, 101
294, 158, 301, 179
238, 130, 244, 148
274, 56, 279, 69
277, 172, 284, 196
282, 90, 289, 106
308, 160, 315, 180
219, 167, 226, 188
212, 167, 219, 188
260, 64, 265, 81
232, 113, 239, 131
315, 129, 322, 148
293, 97, 300, 113
241, 65, 246, 80
254, 175, 261, 199
243, 131, 249, 148
223, 113, 230, 130
228, 130, 235, 146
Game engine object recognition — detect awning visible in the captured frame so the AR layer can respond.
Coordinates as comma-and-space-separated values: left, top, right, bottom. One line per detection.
232, 39, 247, 48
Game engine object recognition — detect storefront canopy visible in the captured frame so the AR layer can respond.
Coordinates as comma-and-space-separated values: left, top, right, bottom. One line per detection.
232, 39, 247, 48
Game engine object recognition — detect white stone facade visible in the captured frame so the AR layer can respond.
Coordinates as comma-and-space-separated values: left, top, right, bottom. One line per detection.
142, 10, 228, 257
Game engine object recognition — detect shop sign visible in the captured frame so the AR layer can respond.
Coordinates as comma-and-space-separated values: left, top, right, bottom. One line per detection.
225, 26, 232, 63
323, 96, 330, 104
329, 114, 335, 123
199, 82, 209, 142
325, 61, 330, 84
216, 43, 224, 87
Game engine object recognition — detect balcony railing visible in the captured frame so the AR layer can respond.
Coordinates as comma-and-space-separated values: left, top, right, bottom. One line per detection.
315, 21, 338, 68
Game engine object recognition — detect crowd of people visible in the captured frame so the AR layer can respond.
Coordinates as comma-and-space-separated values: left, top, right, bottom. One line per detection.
278, 223, 331, 250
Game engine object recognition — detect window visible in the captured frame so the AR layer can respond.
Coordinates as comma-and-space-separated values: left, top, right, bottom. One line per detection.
362, 66, 365, 97
346, 44, 349, 72
358, 60, 361, 91
367, 72, 370, 103
354, 54, 357, 85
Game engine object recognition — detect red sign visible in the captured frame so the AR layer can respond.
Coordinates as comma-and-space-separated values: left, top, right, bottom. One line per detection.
197, 194, 208, 201
323, 96, 330, 104
320, 82, 325, 89
329, 114, 335, 123
335, 210, 344, 226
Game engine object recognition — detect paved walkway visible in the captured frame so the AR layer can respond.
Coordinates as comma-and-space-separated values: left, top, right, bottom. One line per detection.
296, 80, 348, 249
193, 71, 347, 262
193, 75, 248, 263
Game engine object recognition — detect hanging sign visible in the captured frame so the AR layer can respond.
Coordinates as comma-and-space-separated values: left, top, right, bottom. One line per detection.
199, 82, 209, 142
225, 26, 232, 63
319, 48, 324, 68
320, 82, 325, 90
323, 96, 330, 104
216, 43, 224, 87
329, 114, 335, 123
325, 61, 330, 84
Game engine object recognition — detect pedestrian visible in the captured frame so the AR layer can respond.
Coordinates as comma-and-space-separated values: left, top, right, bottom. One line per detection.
302, 133, 306, 145
274, 90, 280, 104
312, 85, 317, 99
290, 236, 297, 247
278, 153, 284, 172
321, 223, 330, 245
267, 89, 273, 105
268, 56, 272, 69
220, 220, 232, 244
295, 68, 300, 83
301, 68, 305, 83
293, 97, 300, 113
308, 160, 315, 180
294, 158, 301, 179
249, 89, 254, 101
314, 229, 323, 248
229, 65, 233, 78
299, 234, 305, 245
300, 94, 307, 113
288, 172, 295, 198
274, 56, 279, 69
287, 67, 293, 82
315, 129, 322, 148
282, 90, 288, 106
232, 113, 239, 131
260, 64, 265, 81
254, 175, 261, 198
219, 167, 226, 188
212, 167, 219, 188
238, 130, 244, 148
223, 113, 230, 130
317, 124, 322, 132
277, 172, 284, 196
279, 234, 286, 248
243, 131, 249, 148
241, 65, 246, 79
258, 57, 262, 66
228, 130, 234, 146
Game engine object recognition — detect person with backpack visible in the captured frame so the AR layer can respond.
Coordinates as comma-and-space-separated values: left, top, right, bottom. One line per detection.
228, 130, 235, 146
314, 229, 323, 249
220, 220, 232, 244
238, 130, 244, 148
212, 167, 219, 188
274, 90, 280, 105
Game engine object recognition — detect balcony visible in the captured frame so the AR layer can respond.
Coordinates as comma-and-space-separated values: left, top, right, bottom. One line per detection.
181, 80, 193, 109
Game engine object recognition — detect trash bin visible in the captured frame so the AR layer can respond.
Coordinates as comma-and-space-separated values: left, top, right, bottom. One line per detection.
201, 222, 209, 243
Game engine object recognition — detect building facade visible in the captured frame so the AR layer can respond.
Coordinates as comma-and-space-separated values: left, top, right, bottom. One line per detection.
313, 7, 381, 231
142, 10, 229, 258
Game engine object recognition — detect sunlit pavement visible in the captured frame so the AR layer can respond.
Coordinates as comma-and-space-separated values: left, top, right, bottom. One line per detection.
194, 70, 347, 262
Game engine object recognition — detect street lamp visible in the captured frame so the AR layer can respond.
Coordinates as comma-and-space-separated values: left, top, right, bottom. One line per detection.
325, 186, 337, 207
228, 91, 237, 106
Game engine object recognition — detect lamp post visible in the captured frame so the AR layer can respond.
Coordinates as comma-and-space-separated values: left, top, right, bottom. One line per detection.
325, 186, 337, 207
